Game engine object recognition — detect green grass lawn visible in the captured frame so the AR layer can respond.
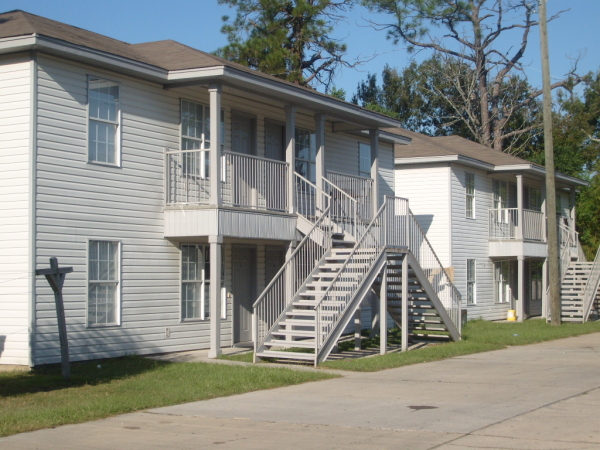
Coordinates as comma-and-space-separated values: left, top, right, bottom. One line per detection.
321, 318, 600, 371
0, 356, 336, 437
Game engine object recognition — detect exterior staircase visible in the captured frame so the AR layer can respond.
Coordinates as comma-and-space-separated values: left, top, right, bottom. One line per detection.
560, 246, 600, 322
253, 177, 462, 366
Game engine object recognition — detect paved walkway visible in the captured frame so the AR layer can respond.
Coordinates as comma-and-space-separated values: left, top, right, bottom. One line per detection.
3, 333, 600, 449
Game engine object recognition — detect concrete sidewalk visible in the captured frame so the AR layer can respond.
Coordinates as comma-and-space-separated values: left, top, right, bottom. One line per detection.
2, 333, 600, 449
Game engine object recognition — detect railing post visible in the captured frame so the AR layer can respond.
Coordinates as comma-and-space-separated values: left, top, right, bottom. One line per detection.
209, 84, 222, 207
370, 129, 379, 219
405, 199, 410, 249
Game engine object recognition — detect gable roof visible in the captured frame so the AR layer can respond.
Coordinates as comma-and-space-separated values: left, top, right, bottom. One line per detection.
386, 127, 587, 188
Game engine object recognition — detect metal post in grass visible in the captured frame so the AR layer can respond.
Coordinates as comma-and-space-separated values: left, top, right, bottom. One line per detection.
36, 257, 73, 379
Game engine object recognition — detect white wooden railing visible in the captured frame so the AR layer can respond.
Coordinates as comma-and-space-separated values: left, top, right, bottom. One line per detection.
295, 174, 330, 224
582, 246, 600, 322
326, 171, 373, 221
253, 205, 333, 357
222, 151, 288, 212
165, 148, 211, 205
323, 178, 358, 237
166, 148, 289, 212
488, 208, 544, 241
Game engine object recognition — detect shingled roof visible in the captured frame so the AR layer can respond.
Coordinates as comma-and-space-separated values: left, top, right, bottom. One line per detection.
386, 127, 534, 166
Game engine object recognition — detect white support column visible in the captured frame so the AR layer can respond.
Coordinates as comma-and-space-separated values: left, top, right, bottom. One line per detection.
370, 129, 379, 218
209, 84, 222, 207
314, 113, 326, 192
208, 235, 223, 358
542, 257, 548, 319
516, 174, 524, 241
401, 254, 408, 352
380, 261, 387, 355
570, 187, 576, 229
354, 309, 361, 351
541, 183, 547, 242
285, 105, 296, 214
517, 255, 525, 322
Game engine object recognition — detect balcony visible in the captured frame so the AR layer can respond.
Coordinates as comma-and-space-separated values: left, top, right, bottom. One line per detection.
488, 208, 545, 242
164, 149, 295, 240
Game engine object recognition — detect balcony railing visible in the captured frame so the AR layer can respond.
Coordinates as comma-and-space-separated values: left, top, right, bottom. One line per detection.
326, 171, 373, 221
222, 151, 288, 212
488, 208, 545, 241
165, 148, 289, 212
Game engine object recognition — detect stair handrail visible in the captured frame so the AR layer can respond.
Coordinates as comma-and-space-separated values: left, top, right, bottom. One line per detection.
295, 173, 330, 225
253, 204, 333, 355
314, 199, 390, 358
582, 245, 600, 322
406, 208, 463, 332
322, 177, 358, 237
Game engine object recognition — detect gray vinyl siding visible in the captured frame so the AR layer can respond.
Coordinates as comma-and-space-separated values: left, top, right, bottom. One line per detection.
0, 54, 31, 365
32, 55, 234, 364
450, 165, 507, 320
394, 164, 451, 267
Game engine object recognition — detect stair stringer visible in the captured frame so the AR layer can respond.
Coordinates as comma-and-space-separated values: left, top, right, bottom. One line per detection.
314, 251, 387, 365
406, 252, 461, 342
255, 246, 334, 356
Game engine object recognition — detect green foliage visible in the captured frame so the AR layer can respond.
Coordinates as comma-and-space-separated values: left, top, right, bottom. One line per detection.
328, 86, 347, 100
216, 0, 354, 89
0, 356, 335, 437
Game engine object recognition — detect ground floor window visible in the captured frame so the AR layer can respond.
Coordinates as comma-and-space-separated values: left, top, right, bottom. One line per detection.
88, 240, 120, 326
494, 260, 513, 304
181, 244, 210, 320
466, 259, 476, 304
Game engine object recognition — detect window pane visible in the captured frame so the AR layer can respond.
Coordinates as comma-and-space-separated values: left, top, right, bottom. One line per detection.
89, 120, 116, 164
89, 78, 119, 122
88, 240, 119, 326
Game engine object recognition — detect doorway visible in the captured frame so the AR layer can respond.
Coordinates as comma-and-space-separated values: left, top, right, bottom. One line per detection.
233, 247, 256, 343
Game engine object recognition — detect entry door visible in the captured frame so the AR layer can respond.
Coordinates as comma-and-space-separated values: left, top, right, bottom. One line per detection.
265, 120, 285, 161
231, 113, 256, 155
233, 247, 256, 343
265, 247, 285, 286
527, 260, 543, 316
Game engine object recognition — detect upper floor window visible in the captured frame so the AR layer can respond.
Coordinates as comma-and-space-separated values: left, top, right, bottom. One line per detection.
527, 187, 542, 211
88, 77, 120, 165
465, 172, 475, 218
88, 240, 120, 326
295, 128, 316, 183
359, 143, 371, 178
181, 100, 210, 150
493, 180, 508, 209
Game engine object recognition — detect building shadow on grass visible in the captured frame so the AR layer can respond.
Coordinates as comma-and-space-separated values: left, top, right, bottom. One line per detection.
0, 355, 172, 398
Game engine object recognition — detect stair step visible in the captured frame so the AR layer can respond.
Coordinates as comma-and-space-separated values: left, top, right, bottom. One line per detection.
264, 340, 315, 349
256, 350, 315, 361
271, 329, 315, 337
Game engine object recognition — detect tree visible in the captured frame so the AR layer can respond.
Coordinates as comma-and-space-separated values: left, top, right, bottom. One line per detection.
361, 0, 583, 152
216, 0, 355, 90
352, 56, 543, 156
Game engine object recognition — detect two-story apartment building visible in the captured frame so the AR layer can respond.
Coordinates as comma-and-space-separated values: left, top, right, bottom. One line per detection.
392, 129, 597, 322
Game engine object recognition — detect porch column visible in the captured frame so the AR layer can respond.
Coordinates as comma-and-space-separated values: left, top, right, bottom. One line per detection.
380, 261, 388, 355
517, 255, 525, 322
314, 114, 326, 192
209, 84, 222, 206
516, 174, 524, 241
541, 183, 547, 242
370, 129, 379, 217
570, 187, 576, 229
401, 254, 408, 352
285, 105, 296, 214
542, 257, 548, 319
208, 235, 223, 358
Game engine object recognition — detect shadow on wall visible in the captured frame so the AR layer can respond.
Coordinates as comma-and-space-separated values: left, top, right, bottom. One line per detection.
414, 215, 434, 234
0, 335, 5, 358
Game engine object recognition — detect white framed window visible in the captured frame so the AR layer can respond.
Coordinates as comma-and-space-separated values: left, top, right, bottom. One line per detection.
180, 100, 225, 178
88, 77, 120, 165
295, 128, 316, 182
494, 260, 512, 304
466, 259, 476, 304
88, 240, 120, 326
528, 187, 542, 212
465, 172, 475, 219
181, 244, 210, 321
359, 143, 371, 178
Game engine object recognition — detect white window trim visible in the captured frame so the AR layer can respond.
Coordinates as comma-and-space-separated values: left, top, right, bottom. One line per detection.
87, 75, 121, 167
465, 172, 475, 219
86, 238, 122, 328
466, 259, 476, 305
180, 244, 210, 322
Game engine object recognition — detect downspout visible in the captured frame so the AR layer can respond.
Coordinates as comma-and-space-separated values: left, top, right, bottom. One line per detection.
28, 52, 38, 367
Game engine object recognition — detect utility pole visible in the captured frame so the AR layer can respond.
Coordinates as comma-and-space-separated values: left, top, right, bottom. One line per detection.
539, 0, 561, 325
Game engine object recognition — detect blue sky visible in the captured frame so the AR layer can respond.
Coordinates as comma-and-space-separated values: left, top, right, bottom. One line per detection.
3, 1, 599, 97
